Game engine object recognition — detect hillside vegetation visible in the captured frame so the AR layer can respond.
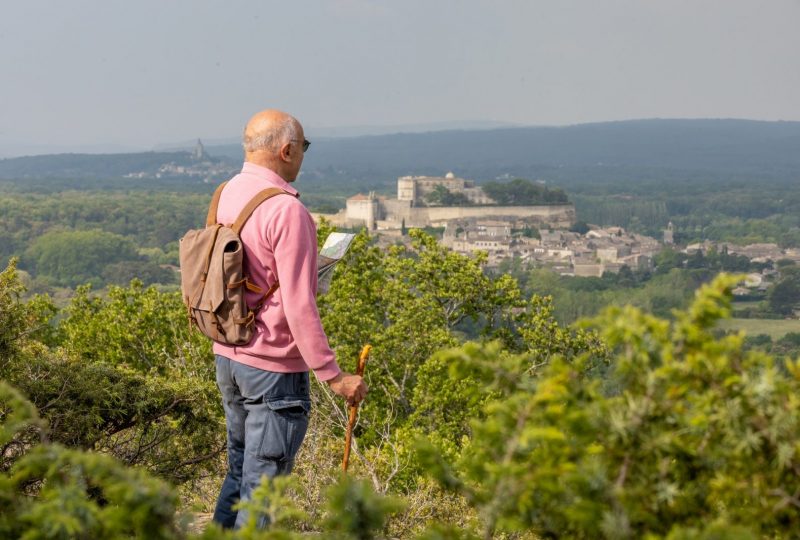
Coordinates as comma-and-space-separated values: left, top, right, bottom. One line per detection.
3, 227, 800, 538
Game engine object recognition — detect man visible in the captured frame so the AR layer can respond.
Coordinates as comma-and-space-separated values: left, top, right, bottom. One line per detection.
212, 109, 368, 529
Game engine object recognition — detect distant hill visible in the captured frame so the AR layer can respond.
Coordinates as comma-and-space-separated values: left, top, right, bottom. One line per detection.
1, 120, 798, 193
0, 151, 211, 179
209, 119, 800, 190
152, 120, 522, 150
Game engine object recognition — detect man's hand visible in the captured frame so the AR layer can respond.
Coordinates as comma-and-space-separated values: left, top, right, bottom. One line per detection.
327, 372, 368, 406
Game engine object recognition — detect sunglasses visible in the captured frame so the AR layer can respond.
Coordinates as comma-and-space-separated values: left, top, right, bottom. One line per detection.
292, 139, 311, 152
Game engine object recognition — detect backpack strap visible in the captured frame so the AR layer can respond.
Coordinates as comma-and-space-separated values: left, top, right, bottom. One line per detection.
206, 181, 229, 226
231, 188, 295, 234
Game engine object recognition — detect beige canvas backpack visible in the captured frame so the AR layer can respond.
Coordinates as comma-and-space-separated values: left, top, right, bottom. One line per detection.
179, 182, 293, 345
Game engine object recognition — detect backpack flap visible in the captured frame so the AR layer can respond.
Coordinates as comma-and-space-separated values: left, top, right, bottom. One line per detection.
180, 225, 231, 313
180, 225, 250, 343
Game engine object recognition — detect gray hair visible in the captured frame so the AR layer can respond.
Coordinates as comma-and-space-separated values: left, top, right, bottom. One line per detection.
242, 117, 299, 153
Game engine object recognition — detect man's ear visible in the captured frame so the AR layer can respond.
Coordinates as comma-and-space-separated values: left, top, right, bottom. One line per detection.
279, 142, 292, 162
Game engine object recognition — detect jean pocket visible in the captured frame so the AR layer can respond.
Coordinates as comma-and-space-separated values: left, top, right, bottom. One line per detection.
257, 396, 311, 464
267, 397, 311, 415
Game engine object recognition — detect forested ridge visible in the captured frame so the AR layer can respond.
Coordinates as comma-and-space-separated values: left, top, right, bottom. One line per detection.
0, 151, 229, 179
3, 119, 799, 198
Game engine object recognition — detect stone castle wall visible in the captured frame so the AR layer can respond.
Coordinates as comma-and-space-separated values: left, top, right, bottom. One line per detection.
371, 203, 575, 230
339, 174, 575, 231
424, 205, 575, 228
331, 202, 575, 230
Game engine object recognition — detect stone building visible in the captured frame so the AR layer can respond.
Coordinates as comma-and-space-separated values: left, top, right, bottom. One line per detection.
344, 192, 381, 231
334, 173, 575, 231
663, 221, 674, 244
397, 172, 494, 205
192, 139, 209, 161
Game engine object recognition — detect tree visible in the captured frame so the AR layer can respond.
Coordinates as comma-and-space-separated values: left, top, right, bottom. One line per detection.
569, 220, 590, 234
23, 229, 140, 287
102, 259, 176, 286
768, 272, 800, 316
482, 178, 569, 206
0, 262, 223, 486
0, 381, 183, 540
424, 185, 470, 207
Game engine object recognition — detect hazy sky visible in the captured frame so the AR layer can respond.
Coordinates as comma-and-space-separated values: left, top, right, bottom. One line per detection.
1, 0, 799, 153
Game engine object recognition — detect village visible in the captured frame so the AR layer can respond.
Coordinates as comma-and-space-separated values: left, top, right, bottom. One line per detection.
316, 173, 800, 294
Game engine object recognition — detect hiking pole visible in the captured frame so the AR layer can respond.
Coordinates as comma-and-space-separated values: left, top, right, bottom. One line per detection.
342, 344, 371, 473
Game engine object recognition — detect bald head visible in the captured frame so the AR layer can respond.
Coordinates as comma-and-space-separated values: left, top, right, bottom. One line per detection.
243, 109, 300, 154
242, 109, 306, 181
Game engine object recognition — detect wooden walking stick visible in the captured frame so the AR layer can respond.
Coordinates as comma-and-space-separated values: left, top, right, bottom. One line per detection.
342, 344, 371, 472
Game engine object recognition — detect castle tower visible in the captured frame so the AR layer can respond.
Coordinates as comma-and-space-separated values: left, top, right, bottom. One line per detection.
397, 176, 416, 202
193, 139, 208, 161
663, 221, 674, 245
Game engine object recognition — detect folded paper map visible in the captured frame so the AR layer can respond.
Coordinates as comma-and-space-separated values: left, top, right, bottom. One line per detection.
317, 232, 356, 294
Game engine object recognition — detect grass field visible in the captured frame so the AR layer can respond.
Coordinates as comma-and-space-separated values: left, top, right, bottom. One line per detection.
717, 318, 800, 339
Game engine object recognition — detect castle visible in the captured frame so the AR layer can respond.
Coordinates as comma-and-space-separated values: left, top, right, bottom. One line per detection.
330, 173, 575, 230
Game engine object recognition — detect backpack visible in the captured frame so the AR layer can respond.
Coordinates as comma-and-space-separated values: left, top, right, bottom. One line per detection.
179, 181, 292, 345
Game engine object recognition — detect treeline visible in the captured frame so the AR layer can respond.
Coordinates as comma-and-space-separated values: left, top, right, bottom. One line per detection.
494, 246, 763, 325
571, 180, 800, 246
4, 229, 800, 538
422, 178, 569, 207
0, 190, 354, 290
573, 195, 669, 236
0, 191, 210, 289
481, 178, 569, 205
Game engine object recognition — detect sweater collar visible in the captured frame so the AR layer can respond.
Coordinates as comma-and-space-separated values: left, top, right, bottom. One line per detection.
241, 162, 300, 197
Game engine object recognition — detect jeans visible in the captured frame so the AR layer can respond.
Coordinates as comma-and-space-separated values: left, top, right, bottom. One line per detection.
212, 355, 311, 530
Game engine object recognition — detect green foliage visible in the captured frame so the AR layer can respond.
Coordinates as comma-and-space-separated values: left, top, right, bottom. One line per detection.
569, 220, 590, 234
0, 259, 30, 357
23, 229, 140, 287
2, 374, 403, 540
0, 381, 182, 540
767, 269, 800, 316
234, 476, 309, 535
5, 347, 223, 483
103, 259, 177, 286
683, 214, 800, 248
523, 267, 699, 324
0, 261, 223, 487
313, 227, 606, 537
322, 476, 405, 539
318, 229, 601, 453
772, 331, 800, 357
1, 190, 210, 288
59, 280, 211, 374
0, 379, 46, 449
482, 178, 569, 206
318, 228, 479, 433
573, 195, 668, 235
6, 201, 800, 538
424, 185, 471, 207
0, 259, 57, 356
418, 275, 800, 538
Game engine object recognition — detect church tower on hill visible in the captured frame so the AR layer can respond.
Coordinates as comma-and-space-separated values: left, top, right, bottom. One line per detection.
192, 139, 209, 161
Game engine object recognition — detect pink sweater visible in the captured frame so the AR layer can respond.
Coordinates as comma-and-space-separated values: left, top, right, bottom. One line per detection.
212, 162, 341, 381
